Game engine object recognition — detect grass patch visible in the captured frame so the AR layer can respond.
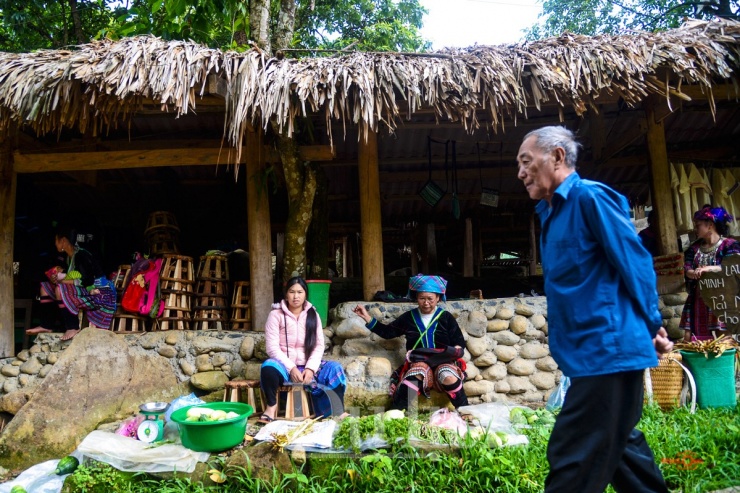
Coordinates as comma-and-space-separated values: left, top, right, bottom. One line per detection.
62, 403, 740, 492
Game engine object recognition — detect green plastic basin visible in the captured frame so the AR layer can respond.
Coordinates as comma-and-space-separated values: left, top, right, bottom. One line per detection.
170, 401, 254, 452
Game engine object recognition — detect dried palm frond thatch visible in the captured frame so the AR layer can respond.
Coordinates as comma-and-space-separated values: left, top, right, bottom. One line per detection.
1, 18, 740, 164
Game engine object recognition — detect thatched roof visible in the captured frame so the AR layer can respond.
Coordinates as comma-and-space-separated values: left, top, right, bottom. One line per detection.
1, 18, 740, 151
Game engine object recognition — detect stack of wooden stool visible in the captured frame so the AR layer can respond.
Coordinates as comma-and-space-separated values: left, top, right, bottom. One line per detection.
223, 379, 262, 413
158, 254, 194, 330
193, 254, 230, 330
230, 281, 252, 330
145, 211, 180, 255
111, 263, 148, 332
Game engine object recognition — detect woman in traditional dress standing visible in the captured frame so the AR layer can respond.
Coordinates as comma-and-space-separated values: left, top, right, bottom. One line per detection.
680, 205, 740, 341
353, 274, 469, 411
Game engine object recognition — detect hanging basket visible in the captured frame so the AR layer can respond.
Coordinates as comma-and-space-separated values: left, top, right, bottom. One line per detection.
480, 188, 499, 208
419, 180, 445, 207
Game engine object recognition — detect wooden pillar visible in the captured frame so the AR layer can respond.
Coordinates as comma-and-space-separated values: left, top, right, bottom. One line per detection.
246, 127, 273, 331
463, 218, 474, 277
529, 213, 538, 276
410, 227, 419, 276
358, 128, 385, 300
425, 223, 437, 273
645, 97, 679, 255
0, 131, 16, 357
475, 219, 483, 277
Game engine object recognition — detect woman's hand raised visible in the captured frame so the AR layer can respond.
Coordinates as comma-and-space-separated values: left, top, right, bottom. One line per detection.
353, 304, 371, 323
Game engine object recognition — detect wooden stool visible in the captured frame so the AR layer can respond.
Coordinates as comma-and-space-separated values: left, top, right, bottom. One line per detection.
111, 311, 148, 332
223, 379, 262, 413
149, 238, 179, 255
230, 281, 251, 330
145, 211, 180, 235
158, 308, 191, 330
196, 255, 230, 281
276, 385, 313, 420
113, 265, 131, 296
159, 254, 195, 291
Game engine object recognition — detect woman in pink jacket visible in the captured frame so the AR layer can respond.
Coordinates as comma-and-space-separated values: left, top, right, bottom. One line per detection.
258, 276, 346, 423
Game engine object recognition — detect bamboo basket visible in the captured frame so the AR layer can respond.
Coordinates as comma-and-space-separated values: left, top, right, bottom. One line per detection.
644, 353, 685, 410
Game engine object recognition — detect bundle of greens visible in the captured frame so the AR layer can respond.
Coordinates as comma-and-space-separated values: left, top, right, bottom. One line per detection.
333, 410, 465, 453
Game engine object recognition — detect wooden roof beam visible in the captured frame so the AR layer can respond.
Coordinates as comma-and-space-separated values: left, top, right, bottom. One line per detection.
13, 145, 335, 173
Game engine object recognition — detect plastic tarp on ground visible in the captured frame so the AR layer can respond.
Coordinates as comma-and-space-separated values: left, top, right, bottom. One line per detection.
76, 431, 210, 473
0, 456, 76, 493
0, 431, 210, 493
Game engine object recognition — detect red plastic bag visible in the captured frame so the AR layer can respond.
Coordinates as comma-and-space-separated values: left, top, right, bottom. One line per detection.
121, 280, 146, 314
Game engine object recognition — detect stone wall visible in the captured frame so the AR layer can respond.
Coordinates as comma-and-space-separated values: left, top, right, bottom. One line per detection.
0, 292, 690, 415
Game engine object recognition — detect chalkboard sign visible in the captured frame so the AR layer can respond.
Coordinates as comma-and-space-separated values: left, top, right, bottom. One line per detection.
697, 255, 740, 334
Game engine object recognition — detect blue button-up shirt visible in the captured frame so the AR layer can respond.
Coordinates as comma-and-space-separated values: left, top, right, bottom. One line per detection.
536, 172, 661, 377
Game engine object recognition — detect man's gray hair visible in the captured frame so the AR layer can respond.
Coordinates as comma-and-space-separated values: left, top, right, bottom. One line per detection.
523, 126, 581, 168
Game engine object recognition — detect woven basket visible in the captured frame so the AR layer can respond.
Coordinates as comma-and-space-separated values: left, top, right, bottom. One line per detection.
644, 353, 684, 410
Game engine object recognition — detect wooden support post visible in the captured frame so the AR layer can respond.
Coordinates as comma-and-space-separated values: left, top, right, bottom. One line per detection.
529, 213, 538, 276
475, 219, 483, 278
425, 223, 437, 273
246, 127, 273, 331
645, 97, 679, 255
463, 218, 474, 277
358, 129, 385, 300
410, 226, 419, 276
0, 131, 17, 357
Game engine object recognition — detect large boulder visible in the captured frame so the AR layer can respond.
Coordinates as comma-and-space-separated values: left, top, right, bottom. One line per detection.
0, 328, 188, 471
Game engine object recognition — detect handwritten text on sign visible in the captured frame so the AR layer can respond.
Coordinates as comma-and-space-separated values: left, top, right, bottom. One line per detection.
697, 255, 740, 334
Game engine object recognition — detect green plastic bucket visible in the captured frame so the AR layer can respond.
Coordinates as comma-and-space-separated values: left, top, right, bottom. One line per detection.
170, 402, 253, 452
680, 349, 737, 409
306, 280, 331, 327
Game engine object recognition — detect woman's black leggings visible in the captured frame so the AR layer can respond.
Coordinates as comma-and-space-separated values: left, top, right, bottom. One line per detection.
260, 365, 284, 407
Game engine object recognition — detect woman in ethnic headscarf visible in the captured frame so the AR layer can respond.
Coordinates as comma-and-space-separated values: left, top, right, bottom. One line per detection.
353, 274, 468, 411
680, 205, 740, 341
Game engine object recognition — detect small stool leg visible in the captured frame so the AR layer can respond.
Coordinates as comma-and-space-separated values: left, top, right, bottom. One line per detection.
284, 388, 295, 419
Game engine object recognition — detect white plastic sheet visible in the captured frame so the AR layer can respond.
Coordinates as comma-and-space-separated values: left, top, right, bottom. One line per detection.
76, 430, 209, 473
254, 420, 337, 450
0, 452, 82, 493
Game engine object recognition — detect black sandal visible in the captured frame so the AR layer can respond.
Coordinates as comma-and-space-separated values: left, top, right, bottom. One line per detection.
257, 414, 275, 424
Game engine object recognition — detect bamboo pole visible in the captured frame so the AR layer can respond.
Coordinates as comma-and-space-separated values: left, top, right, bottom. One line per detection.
246, 127, 273, 331
0, 129, 16, 356
645, 97, 679, 255
358, 129, 385, 300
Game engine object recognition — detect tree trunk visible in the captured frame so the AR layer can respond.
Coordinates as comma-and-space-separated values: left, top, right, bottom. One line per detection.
276, 130, 317, 282
249, 0, 271, 53
274, 0, 298, 51
68, 0, 85, 44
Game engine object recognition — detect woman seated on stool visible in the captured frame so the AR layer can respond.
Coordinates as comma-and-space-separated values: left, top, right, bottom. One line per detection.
26, 226, 116, 341
353, 274, 469, 411
259, 276, 347, 423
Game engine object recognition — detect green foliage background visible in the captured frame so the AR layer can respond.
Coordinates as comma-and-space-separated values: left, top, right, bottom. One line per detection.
526, 0, 740, 39
0, 0, 429, 53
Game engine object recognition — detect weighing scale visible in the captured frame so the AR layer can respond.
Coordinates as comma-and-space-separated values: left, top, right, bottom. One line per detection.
137, 402, 169, 443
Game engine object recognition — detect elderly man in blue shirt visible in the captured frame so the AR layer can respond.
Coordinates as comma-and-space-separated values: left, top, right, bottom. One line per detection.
516, 126, 674, 493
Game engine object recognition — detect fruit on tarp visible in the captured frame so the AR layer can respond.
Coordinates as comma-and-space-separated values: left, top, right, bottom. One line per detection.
54, 455, 80, 475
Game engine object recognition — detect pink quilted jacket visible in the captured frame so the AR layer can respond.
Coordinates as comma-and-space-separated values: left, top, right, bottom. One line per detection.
264, 300, 324, 372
